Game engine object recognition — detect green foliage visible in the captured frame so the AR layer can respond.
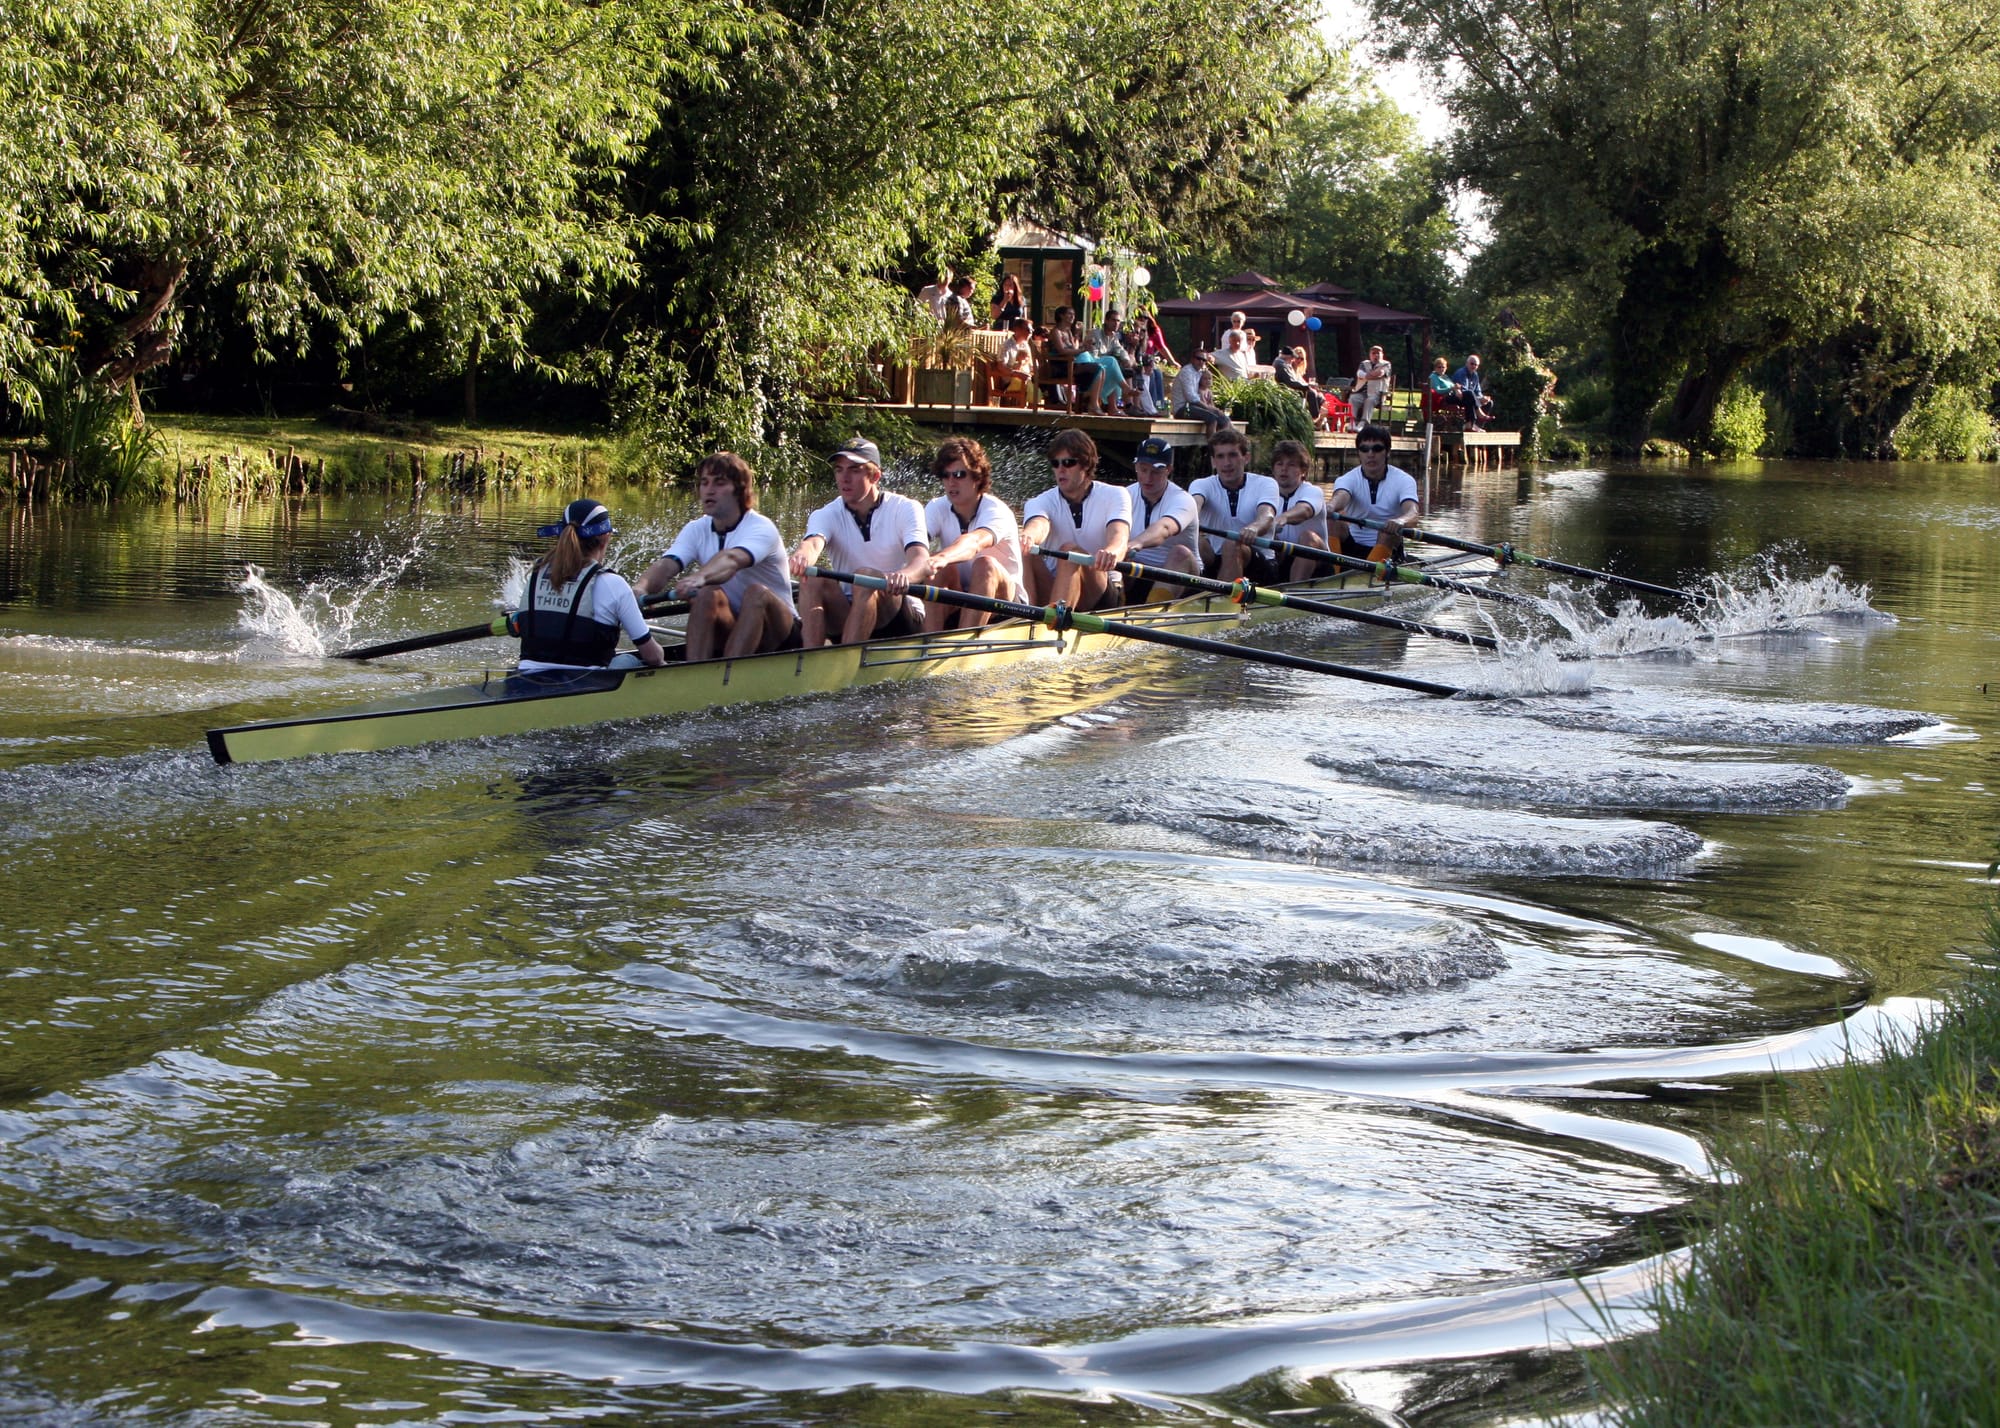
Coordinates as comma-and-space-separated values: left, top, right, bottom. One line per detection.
1168, 52, 1463, 333
1210, 375, 1315, 448
1590, 925, 2000, 1426
1705, 383, 1770, 460
19, 347, 162, 499
1380, 0, 2000, 449
1894, 384, 1999, 461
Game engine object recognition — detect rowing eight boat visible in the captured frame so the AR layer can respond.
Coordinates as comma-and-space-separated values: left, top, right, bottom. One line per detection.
205, 553, 1492, 765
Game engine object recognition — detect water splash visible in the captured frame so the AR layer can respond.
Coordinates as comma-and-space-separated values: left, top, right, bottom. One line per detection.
235, 532, 429, 658
497, 555, 536, 612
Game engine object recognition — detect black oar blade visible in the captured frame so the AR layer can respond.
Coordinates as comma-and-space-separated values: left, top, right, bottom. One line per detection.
334, 618, 506, 661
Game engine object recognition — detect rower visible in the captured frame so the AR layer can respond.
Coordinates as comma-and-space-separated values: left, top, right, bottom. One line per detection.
516, 499, 667, 673
635, 451, 798, 660
1019, 430, 1130, 611
1189, 427, 1282, 582
787, 437, 931, 646
1123, 435, 1201, 605
922, 437, 1023, 630
1268, 438, 1331, 581
1330, 424, 1421, 559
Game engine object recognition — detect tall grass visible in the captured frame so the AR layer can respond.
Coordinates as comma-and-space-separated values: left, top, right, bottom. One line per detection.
15, 348, 164, 499
1588, 875, 2000, 1425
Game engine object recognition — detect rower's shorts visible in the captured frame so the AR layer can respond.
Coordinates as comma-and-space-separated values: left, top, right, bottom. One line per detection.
873, 595, 926, 638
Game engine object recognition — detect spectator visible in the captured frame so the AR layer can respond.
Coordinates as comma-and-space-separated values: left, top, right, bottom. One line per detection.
990, 273, 1026, 330
1272, 345, 1323, 419
1353, 344, 1392, 425
915, 269, 951, 323
1171, 349, 1231, 436
1131, 312, 1176, 364
1048, 305, 1106, 413
1132, 353, 1163, 416
943, 276, 977, 330
1428, 356, 1462, 418
1213, 311, 1257, 380
1453, 353, 1495, 429
1086, 305, 1137, 414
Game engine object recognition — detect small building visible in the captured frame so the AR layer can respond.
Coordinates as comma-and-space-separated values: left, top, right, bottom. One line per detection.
1153, 272, 1364, 379
995, 221, 1089, 329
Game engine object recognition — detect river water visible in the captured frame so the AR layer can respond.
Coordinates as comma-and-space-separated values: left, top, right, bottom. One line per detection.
0, 455, 1993, 1425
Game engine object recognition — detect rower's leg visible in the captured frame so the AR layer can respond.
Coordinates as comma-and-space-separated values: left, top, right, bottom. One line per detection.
801, 575, 846, 648
958, 555, 1005, 628
681, 587, 733, 662
1023, 553, 1055, 605
842, 568, 884, 644
1048, 543, 1085, 606
1290, 532, 1328, 584
923, 564, 965, 632
1164, 544, 1199, 575
1219, 539, 1249, 581
724, 586, 795, 657
1075, 565, 1114, 610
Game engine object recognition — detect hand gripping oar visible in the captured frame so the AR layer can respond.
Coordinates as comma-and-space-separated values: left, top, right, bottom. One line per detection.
1344, 516, 1692, 601
817, 570, 1464, 698
1034, 544, 1498, 651
333, 593, 691, 660
1200, 525, 1523, 606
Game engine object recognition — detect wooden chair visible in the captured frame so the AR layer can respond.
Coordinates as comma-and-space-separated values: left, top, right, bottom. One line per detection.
1034, 346, 1078, 412
983, 357, 1031, 407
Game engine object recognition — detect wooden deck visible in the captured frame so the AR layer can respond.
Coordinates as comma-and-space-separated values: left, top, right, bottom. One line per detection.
832, 401, 1521, 472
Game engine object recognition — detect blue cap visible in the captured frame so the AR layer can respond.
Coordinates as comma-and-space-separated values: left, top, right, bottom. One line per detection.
537, 499, 614, 539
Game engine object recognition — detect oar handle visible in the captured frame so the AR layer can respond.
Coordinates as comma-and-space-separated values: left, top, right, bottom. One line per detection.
1033, 544, 1498, 651
1345, 516, 1691, 601
821, 569, 1464, 698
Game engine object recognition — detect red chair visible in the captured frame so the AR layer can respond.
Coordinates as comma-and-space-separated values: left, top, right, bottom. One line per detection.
1323, 391, 1353, 432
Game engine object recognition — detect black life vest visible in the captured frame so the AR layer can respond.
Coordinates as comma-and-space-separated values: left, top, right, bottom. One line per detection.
517, 562, 623, 667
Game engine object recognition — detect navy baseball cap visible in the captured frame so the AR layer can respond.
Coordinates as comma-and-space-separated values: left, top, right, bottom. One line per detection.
829, 437, 882, 467
1135, 437, 1174, 464
537, 499, 614, 539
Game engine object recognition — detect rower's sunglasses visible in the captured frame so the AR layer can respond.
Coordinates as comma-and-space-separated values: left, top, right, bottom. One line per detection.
1357, 443, 1390, 453
1050, 457, 1082, 469
939, 467, 970, 479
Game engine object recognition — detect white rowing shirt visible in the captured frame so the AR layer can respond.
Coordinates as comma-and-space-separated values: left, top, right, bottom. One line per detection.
1272, 478, 1329, 555
662, 510, 795, 616
1126, 479, 1201, 571
1331, 466, 1421, 546
805, 491, 928, 574
925, 492, 1023, 590
1023, 481, 1131, 568
1190, 472, 1281, 556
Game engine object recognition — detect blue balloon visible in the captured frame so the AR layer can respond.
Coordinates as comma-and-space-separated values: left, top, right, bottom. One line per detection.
1305, 316, 1322, 332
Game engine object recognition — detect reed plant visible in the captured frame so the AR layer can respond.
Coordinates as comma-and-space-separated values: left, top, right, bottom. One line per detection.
1588, 874, 2000, 1425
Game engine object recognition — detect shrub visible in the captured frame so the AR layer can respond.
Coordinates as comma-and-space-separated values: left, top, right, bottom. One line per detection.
1706, 381, 1768, 459
1210, 375, 1315, 448
18, 348, 165, 499
1560, 373, 1612, 428
1895, 384, 1998, 461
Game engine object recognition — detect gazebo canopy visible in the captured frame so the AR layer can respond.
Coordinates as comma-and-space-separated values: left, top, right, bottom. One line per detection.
1154, 289, 1352, 320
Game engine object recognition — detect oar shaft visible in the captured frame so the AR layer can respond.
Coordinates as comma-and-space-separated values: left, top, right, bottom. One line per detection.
1034, 545, 1497, 650
334, 594, 689, 660
1345, 516, 1690, 601
1198, 525, 1512, 605
818, 570, 1463, 698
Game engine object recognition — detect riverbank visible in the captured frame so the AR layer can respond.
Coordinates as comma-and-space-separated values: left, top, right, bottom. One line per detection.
1590, 870, 2000, 1425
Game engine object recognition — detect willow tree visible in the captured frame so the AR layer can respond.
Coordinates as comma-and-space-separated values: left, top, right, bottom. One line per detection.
1378, 0, 2000, 450
0, 0, 754, 420
608, 0, 1325, 461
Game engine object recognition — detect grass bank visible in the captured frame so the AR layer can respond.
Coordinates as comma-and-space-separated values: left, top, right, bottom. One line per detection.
146, 414, 627, 499
1588, 879, 2000, 1425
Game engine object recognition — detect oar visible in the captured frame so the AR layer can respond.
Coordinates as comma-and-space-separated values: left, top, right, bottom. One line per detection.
334, 593, 691, 660
1034, 545, 1498, 651
816, 570, 1464, 698
1344, 516, 1692, 601
1201, 525, 1523, 606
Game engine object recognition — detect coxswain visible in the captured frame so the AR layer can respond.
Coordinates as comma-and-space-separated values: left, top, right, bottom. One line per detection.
922, 437, 1023, 630
516, 499, 667, 673
1268, 438, 1331, 581
787, 437, 931, 646
1329, 424, 1421, 560
635, 452, 798, 660
1189, 427, 1281, 582
1019, 429, 1130, 611
1122, 435, 1201, 604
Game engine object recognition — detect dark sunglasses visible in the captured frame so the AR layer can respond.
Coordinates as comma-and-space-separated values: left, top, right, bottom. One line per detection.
1050, 456, 1083, 469
1357, 443, 1390, 454
938, 467, 971, 479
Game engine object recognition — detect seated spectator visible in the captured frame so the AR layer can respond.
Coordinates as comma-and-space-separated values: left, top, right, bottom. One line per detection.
1171, 349, 1232, 437
943, 277, 976, 330
1132, 353, 1163, 416
1452, 353, 1495, 429
1272, 345, 1323, 418
1086, 305, 1137, 414
1427, 356, 1462, 418
1047, 306, 1105, 412
1352, 344, 1392, 425
988, 319, 1034, 405
1131, 312, 1176, 364
990, 273, 1026, 330
1213, 311, 1257, 380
